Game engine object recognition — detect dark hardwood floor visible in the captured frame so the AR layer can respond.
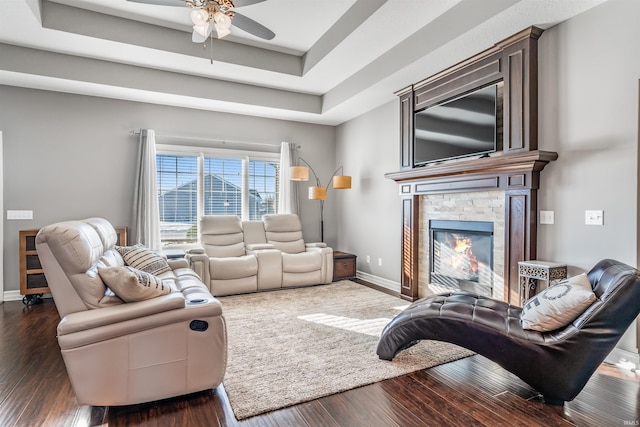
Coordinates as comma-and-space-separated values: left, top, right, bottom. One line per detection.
1, 298, 638, 427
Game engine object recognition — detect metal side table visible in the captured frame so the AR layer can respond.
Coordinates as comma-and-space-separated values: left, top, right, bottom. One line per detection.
517, 260, 567, 306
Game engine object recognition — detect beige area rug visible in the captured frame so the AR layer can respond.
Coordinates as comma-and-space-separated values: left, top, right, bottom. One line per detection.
218, 281, 474, 420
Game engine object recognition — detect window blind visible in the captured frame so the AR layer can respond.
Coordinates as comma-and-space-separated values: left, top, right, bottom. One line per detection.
156, 149, 279, 244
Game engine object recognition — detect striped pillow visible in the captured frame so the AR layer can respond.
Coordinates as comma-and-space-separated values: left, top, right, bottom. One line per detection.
115, 244, 171, 276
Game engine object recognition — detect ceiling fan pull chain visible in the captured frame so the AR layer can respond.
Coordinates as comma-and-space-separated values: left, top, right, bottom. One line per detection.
210, 31, 214, 64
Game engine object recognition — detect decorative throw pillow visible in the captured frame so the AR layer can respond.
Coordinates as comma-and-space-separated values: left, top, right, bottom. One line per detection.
520, 273, 596, 332
115, 244, 171, 276
98, 266, 172, 302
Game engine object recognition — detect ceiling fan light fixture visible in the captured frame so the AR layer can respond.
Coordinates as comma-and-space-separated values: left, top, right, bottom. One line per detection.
130, 0, 275, 43
193, 22, 210, 37
213, 11, 232, 29
215, 26, 231, 38
190, 8, 210, 26
212, 11, 232, 38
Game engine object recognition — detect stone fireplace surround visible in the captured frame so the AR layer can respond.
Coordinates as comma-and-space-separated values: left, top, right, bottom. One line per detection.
420, 190, 505, 300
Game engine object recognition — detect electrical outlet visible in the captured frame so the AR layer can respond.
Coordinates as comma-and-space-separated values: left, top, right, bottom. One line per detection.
540, 210, 554, 225
366, 255, 370, 263
585, 210, 604, 225
378, 258, 382, 266
7, 210, 33, 220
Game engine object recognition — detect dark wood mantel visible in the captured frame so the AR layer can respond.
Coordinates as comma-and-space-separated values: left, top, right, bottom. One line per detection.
385, 150, 558, 185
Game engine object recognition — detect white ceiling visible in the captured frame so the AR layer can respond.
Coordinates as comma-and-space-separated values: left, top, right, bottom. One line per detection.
0, 0, 608, 125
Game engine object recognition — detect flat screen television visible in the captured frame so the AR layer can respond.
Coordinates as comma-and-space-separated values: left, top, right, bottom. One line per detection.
413, 84, 499, 166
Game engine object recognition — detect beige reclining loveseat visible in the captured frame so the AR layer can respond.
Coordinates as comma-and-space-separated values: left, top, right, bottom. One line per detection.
36, 218, 227, 406
187, 214, 333, 296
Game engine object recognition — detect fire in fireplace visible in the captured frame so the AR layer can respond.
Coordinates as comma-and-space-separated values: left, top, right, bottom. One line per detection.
429, 220, 493, 296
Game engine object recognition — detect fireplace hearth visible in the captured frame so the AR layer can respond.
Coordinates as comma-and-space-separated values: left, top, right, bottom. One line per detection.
430, 220, 493, 297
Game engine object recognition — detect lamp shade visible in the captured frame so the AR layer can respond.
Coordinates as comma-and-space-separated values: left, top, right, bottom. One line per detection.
290, 166, 309, 181
333, 175, 352, 189
309, 186, 327, 200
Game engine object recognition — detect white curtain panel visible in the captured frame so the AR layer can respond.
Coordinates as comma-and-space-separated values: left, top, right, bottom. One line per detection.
133, 129, 162, 250
277, 142, 297, 214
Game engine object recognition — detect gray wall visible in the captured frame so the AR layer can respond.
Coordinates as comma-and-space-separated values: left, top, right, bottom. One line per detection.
336, 0, 640, 353
335, 101, 401, 283
0, 86, 335, 293
537, 0, 640, 357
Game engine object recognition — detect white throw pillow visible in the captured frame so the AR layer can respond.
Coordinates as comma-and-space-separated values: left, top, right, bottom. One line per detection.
520, 273, 596, 332
98, 266, 172, 302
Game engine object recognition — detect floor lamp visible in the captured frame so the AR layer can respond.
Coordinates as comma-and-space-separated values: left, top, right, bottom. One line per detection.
290, 158, 351, 242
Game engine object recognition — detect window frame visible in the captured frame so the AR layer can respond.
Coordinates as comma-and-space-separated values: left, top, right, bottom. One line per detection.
156, 144, 280, 245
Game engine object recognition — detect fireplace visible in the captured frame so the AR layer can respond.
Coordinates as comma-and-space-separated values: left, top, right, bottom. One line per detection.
430, 220, 494, 297
386, 28, 559, 303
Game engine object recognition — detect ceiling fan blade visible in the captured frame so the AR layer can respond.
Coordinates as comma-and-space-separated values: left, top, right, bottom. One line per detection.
192, 23, 214, 43
233, 0, 267, 7
232, 12, 275, 40
126, 0, 185, 6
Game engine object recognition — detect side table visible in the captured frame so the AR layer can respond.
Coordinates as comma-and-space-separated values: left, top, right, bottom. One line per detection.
517, 260, 567, 306
333, 251, 357, 281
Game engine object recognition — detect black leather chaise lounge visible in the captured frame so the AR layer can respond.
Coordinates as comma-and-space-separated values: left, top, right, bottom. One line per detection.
377, 259, 640, 405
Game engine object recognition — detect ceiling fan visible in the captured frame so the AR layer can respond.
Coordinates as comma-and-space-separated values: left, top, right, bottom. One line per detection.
127, 0, 275, 43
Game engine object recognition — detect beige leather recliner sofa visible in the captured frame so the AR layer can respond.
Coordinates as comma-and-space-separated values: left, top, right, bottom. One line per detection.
36, 218, 227, 406
187, 214, 333, 296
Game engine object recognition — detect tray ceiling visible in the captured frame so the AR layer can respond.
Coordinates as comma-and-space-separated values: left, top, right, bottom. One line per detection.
0, 0, 607, 125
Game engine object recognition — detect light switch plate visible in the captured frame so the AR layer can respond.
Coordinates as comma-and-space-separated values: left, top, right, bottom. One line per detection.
7, 210, 33, 220
540, 210, 554, 225
585, 210, 604, 225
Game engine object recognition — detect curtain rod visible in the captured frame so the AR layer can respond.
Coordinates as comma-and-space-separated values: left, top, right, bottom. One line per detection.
129, 130, 300, 149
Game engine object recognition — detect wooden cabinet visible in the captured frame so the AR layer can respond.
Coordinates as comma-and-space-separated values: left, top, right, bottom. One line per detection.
397, 26, 543, 172
333, 251, 357, 281
19, 226, 127, 305
19, 229, 48, 304
115, 227, 128, 248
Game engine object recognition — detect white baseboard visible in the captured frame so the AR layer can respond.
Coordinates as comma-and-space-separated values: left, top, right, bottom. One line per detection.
355, 271, 400, 293
2, 290, 52, 303
3, 290, 22, 302
605, 346, 640, 370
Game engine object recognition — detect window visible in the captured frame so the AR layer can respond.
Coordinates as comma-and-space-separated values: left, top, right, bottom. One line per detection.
157, 147, 279, 244
248, 160, 278, 218
203, 158, 243, 217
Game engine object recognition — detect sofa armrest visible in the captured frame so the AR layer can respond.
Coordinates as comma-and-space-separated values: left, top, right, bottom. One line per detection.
305, 246, 332, 255
253, 249, 283, 289
186, 247, 206, 255
185, 251, 211, 286
306, 242, 328, 249
246, 243, 276, 251
167, 258, 189, 270
58, 292, 186, 336
57, 295, 224, 350
305, 246, 333, 283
